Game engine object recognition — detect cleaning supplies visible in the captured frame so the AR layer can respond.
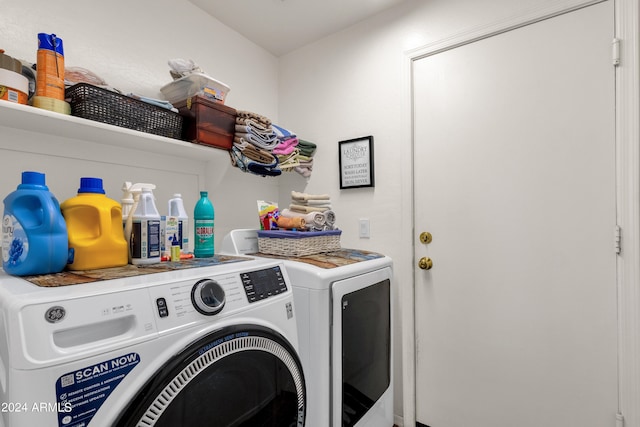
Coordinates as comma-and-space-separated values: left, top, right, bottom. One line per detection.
2, 171, 68, 276
61, 177, 128, 270
122, 183, 161, 265
36, 33, 65, 101
168, 193, 189, 254
194, 191, 214, 258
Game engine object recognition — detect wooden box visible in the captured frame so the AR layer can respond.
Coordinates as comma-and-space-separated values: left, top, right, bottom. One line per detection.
175, 95, 236, 150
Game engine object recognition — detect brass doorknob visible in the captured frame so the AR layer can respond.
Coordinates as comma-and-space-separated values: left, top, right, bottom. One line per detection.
418, 257, 433, 270
419, 232, 433, 244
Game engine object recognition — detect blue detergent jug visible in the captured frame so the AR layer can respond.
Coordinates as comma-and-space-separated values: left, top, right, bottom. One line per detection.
2, 171, 69, 276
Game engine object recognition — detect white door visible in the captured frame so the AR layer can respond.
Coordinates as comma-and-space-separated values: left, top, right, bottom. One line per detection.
413, 2, 617, 427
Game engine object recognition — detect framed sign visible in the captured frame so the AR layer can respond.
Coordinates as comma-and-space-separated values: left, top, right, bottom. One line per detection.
339, 136, 375, 189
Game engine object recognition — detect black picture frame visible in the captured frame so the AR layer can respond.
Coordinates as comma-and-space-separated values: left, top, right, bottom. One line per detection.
339, 136, 375, 189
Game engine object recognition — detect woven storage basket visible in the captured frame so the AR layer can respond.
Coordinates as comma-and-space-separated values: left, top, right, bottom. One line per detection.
257, 230, 341, 257
65, 83, 183, 139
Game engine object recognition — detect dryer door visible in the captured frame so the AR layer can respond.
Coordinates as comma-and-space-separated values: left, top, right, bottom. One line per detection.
332, 268, 392, 427
114, 325, 305, 427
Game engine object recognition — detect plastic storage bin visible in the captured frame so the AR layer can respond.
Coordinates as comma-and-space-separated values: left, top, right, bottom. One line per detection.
176, 95, 237, 150
160, 72, 230, 105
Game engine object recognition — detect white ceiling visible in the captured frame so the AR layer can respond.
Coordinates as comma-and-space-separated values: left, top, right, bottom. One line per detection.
188, 0, 406, 56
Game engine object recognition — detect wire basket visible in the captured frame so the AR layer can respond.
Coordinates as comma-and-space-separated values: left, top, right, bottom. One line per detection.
257, 230, 341, 257
65, 83, 183, 139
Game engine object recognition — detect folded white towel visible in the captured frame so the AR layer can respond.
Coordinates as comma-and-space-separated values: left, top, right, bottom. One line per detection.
291, 191, 330, 202
303, 199, 332, 207
289, 204, 331, 214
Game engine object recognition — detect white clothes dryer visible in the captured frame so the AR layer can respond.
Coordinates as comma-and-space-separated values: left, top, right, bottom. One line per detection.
222, 230, 393, 427
0, 256, 306, 427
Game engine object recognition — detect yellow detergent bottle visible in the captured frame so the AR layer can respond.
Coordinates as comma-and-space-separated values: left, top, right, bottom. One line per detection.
61, 177, 128, 270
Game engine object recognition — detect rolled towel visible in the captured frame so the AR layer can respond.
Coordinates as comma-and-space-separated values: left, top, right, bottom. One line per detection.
274, 216, 306, 230
324, 210, 336, 228
280, 209, 325, 230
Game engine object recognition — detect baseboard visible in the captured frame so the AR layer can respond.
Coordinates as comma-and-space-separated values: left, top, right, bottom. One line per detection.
394, 414, 404, 427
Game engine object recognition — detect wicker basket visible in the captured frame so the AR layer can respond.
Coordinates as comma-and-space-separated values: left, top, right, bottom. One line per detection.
257, 230, 341, 257
65, 83, 183, 139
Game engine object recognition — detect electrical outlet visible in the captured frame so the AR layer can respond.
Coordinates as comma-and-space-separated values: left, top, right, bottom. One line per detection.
359, 219, 370, 238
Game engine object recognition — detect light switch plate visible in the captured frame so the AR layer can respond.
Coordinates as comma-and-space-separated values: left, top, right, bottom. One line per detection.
359, 218, 370, 238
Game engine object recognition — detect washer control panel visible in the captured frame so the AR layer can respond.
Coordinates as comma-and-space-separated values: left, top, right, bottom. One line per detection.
241, 266, 287, 303
145, 264, 290, 331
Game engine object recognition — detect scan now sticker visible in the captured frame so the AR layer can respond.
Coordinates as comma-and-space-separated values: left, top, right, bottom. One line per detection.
55, 353, 140, 427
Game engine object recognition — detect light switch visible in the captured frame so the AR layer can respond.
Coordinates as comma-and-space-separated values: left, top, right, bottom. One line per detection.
359, 218, 370, 238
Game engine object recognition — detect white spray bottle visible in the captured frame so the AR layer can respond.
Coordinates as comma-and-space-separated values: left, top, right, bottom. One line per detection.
168, 193, 189, 254
122, 182, 160, 265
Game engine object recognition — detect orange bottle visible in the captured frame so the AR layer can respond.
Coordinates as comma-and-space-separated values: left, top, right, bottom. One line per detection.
36, 33, 65, 100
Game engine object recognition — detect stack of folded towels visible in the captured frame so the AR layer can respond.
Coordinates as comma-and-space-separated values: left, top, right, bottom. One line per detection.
229, 113, 318, 179
295, 140, 316, 178
272, 124, 317, 178
229, 111, 282, 177
272, 124, 300, 172
280, 191, 337, 231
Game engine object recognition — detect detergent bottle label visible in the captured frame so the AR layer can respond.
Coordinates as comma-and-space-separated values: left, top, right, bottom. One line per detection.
131, 219, 160, 259
2, 214, 29, 267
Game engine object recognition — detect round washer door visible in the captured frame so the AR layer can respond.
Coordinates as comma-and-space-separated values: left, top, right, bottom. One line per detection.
115, 325, 305, 427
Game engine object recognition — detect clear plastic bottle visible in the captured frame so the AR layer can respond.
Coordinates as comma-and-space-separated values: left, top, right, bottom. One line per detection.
194, 191, 214, 258
61, 177, 128, 270
168, 193, 189, 254
2, 171, 68, 276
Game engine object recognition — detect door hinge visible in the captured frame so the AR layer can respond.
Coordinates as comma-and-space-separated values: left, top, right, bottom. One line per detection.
614, 225, 622, 254
613, 38, 621, 66
616, 412, 624, 427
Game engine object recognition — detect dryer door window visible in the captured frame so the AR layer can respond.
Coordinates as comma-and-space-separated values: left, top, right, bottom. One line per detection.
115, 325, 305, 427
336, 278, 391, 427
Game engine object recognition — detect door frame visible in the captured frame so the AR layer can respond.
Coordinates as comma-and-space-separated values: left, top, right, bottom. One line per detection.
400, 0, 640, 426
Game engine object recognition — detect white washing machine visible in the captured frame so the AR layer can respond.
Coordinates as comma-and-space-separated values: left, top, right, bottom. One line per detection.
0, 256, 306, 427
222, 230, 393, 427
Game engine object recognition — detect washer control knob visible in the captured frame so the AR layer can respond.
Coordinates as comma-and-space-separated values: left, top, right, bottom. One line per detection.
191, 279, 226, 315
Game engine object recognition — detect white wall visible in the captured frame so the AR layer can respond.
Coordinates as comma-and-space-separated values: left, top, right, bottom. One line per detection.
278, 0, 588, 420
0, 0, 281, 245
